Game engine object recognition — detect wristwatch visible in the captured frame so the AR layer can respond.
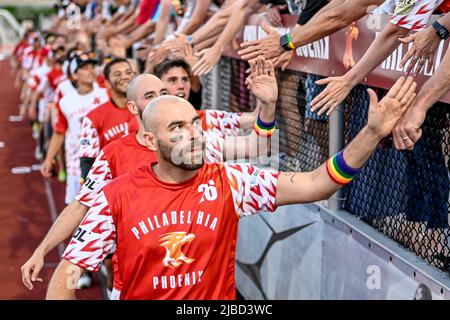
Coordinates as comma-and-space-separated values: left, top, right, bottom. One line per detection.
280, 33, 296, 51
432, 21, 449, 40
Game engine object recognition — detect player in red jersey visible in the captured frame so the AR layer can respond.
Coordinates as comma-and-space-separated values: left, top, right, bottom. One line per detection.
79, 58, 137, 181
46, 75, 417, 299
21, 58, 276, 295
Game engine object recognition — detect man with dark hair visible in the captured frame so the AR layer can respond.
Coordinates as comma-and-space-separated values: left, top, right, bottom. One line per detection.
79, 57, 136, 181
41, 53, 109, 204
153, 59, 200, 104
154, 59, 260, 137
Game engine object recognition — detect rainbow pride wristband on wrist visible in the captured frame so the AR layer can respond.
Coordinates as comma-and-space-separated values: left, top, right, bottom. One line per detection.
287, 33, 296, 50
326, 151, 361, 185
253, 113, 275, 137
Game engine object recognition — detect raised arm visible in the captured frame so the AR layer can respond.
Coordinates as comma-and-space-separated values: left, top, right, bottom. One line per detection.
238, 0, 383, 61
310, 22, 410, 116
276, 76, 416, 206
223, 56, 276, 160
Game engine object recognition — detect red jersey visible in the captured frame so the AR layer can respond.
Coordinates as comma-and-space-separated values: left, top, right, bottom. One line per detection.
438, 0, 450, 12
197, 110, 242, 137
80, 99, 139, 158
64, 162, 279, 300
75, 130, 225, 292
46, 67, 66, 91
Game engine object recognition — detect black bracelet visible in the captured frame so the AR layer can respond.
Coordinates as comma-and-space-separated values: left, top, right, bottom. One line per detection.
432, 21, 449, 40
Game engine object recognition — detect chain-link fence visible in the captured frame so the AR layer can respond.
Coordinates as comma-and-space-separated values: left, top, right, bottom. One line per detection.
203, 56, 450, 275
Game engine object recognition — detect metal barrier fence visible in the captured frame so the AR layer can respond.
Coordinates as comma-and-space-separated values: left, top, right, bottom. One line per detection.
203, 56, 450, 276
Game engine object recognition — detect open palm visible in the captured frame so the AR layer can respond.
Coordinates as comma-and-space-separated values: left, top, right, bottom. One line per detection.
246, 56, 278, 104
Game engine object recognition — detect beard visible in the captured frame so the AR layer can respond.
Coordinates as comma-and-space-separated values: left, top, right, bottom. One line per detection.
112, 80, 128, 96
158, 138, 205, 171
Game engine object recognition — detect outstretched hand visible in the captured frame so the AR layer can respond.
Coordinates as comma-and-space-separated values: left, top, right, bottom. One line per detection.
238, 21, 285, 61
245, 56, 278, 105
366, 76, 417, 140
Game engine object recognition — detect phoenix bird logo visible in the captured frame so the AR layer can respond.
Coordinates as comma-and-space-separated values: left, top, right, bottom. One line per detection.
159, 232, 196, 269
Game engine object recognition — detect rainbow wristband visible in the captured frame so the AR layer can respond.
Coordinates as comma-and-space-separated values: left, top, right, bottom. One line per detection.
254, 113, 275, 137
287, 33, 296, 50
326, 151, 361, 185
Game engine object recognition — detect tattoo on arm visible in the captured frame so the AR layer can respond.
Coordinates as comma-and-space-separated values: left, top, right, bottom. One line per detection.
282, 172, 297, 183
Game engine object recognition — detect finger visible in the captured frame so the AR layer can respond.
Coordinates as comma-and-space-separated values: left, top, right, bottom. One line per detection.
239, 49, 262, 61
396, 76, 415, 102
257, 56, 264, 76
392, 129, 401, 150
31, 264, 42, 282
317, 99, 335, 116
428, 52, 435, 71
413, 57, 426, 77
386, 76, 406, 98
239, 39, 261, 48
21, 266, 33, 290
261, 21, 277, 35
400, 83, 417, 107
404, 93, 416, 111
406, 55, 420, 75
195, 64, 210, 77
192, 59, 204, 74
246, 77, 254, 91
406, 126, 421, 145
326, 102, 339, 116
250, 59, 257, 76
399, 47, 415, 68
395, 128, 408, 150
266, 60, 275, 77
403, 134, 415, 150
398, 35, 414, 44
204, 65, 214, 75
313, 94, 333, 113
395, 76, 414, 101
315, 77, 333, 85
367, 88, 378, 107
317, 98, 335, 116
311, 89, 332, 109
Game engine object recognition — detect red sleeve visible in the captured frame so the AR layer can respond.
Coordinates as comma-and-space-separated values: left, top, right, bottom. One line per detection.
136, 0, 159, 25
54, 102, 68, 134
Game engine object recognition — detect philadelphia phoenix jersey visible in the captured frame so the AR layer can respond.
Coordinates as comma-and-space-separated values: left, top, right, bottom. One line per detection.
63, 162, 279, 299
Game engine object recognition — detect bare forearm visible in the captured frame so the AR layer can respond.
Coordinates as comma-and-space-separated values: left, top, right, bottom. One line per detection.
34, 201, 88, 257
276, 126, 381, 206
115, 15, 138, 35
181, 0, 212, 35
45, 132, 65, 163
152, 1, 171, 45
224, 101, 274, 160
413, 50, 450, 112
195, 34, 220, 51
125, 21, 155, 47
191, 4, 232, 45
211, 3, 253, 53
291, 0, 383, 48
239, 104, 260, 131
345, 24, 410, 86
46, 260, 82, 300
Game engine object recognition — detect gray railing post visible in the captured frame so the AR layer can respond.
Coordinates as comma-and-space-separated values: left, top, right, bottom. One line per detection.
327, 103, 345, 211
211, 64, 220, 109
